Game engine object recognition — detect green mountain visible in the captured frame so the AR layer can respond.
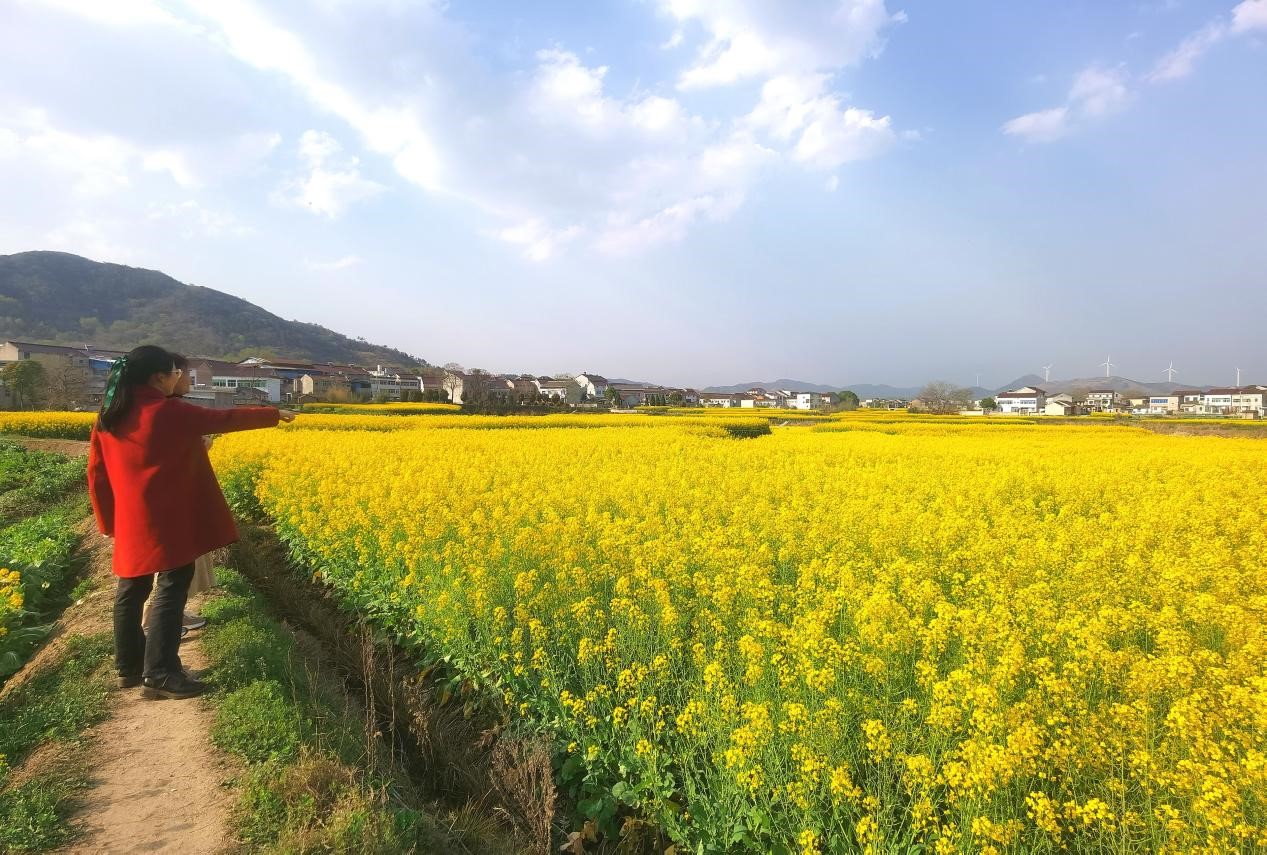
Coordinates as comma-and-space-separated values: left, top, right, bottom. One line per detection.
0, 251, 427, 367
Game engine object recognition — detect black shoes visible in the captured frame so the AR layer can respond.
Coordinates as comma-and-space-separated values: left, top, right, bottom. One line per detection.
141, 673, 208, 700
117, 674, 142, 689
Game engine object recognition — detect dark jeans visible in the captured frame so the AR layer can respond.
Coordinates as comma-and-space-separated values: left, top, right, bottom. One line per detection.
114, 563, 194, 682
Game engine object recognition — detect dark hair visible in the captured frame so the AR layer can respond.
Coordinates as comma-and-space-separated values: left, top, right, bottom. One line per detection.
171, 352, 188, 370
97, 345, 177, 434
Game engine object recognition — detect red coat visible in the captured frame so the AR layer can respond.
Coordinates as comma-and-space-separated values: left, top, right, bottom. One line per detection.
88, 385, 281, 577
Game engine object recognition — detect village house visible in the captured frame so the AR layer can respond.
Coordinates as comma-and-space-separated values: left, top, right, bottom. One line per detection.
1085, 389, 1117, 412
1177, 391, 1204, 413
740, 392, 781, 408
1202, 386, 1267, 416
574, 373, 609, 401
0, 340, 126, 407
1043, 393, 1080, 416
606, 382, 667, 407
782, 391, 823, 410
700, 392, 735, 407
186, 359, 284, 403
414, 369, 452, 401
504, 376, 539, 401
298, 372, 351, 400
367, 365, 422, 400
741, 388, 786, 407
535, 378, 572, 400
1233, 386, 1267, 415
997, 386, 1047, 414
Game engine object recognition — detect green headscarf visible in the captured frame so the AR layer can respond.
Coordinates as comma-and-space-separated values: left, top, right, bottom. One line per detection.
101, 355, 129, 412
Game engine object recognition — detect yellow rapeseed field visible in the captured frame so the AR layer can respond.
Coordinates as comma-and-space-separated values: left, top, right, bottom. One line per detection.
0, 411, 95, 440
209, 416, 1267, 853
300, 401, 462, 415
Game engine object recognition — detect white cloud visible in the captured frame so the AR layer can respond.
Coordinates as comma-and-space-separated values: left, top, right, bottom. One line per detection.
298, 128, 342, 166
596, 133, 776, 255
43, 219, 134, 262
276, 130, 384, 218
1002, 107, 1070, 142
142, 150, 201, 188
305, 254, 361, 271
1003, 66, 1128, 142
43, 0, 902, 259
1068, 66, 1130, 116
1148, 21, 1228, 81
148, 199, 249, 238
824, 174, 839, 192
627, 95, 687, 134
659, 0, 898, 89
0, 101, 282, 263
180, 0, 444, 190
1009, 0, 1266, 142
527, 50, 695, 140
490, 220, 583, 262
530, 49, 612, 128
1231, 0, 1267, 33
23, 0, 196, 31
0, 108, 202, 195
747, 74, 894, 168
596, 194, 727, 256
1148, 0, 1267, 83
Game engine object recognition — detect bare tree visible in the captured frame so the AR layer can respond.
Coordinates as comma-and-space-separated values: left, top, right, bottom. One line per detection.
43, 360, 89, 410
914, 381, 973, 415
442, 371, 466, 405
461, 369, 496, 405
1, 360, 46, 410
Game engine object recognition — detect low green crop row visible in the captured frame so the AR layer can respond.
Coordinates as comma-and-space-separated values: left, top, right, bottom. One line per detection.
200, 566, 516, 853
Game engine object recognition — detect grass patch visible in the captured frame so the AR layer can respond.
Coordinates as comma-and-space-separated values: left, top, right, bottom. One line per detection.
0, 773, 82, 853
0, 441, 91, 684
0, 632, 112, 852
202, 568, 515, 853
0, 441, 88, 525
0, 500, 90, 682
212, 680, 304, 764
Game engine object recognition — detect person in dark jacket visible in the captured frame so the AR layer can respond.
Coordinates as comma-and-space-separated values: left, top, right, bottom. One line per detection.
88, 345, 296, 699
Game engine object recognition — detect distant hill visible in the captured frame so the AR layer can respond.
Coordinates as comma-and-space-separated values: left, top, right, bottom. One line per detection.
707, 373, 1217, 402
0, 251, 426, 367
839, 383, 922, 399
994, 375, 1202, 396
994, 374, 1047, 393
704, 379, 844, 394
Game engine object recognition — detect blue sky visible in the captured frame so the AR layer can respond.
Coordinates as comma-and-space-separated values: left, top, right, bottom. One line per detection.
1, 0, 1264, 388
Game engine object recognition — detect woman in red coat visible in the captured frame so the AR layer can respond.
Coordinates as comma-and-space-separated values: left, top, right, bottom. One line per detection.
88, 345, 296, 699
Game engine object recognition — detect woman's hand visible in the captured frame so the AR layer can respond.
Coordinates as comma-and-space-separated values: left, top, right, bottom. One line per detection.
277, 408, 298, 423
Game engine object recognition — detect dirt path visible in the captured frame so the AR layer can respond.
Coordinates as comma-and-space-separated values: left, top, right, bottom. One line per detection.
7, 436, 92, 456
0, 435, 237, 852
36, 516, 236, 854
63, 623, 234, 855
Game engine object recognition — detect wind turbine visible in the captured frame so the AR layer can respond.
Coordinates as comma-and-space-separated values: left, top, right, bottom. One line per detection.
1043, 364, 1052, 383
1164, 361, 1177, 383
974, 372, 981, 389
1236, 367, 1242, 388
1101, 355, 1114, 378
